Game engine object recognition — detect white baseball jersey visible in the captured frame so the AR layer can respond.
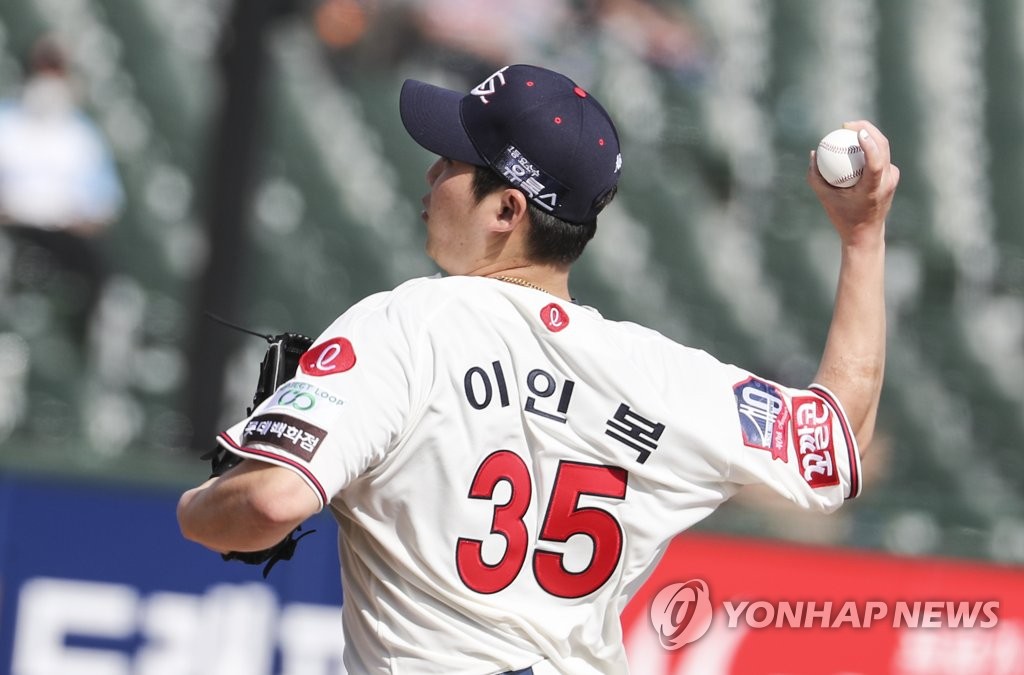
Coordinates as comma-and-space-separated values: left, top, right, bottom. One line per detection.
219, 275, 862, 675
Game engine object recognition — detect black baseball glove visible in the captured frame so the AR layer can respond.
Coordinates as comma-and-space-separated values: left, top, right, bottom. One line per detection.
201, 330, 316, 577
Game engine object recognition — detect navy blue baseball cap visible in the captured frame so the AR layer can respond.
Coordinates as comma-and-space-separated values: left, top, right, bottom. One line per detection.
400, 64, 623, 224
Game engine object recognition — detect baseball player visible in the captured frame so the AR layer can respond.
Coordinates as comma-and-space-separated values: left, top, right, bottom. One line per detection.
178, 64, 898, 674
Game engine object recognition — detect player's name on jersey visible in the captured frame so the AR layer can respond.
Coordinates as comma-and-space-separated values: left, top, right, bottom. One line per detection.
462, 358, 665, 465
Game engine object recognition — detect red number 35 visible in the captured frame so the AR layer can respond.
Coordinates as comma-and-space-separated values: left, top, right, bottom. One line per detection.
455, 450, 628, 599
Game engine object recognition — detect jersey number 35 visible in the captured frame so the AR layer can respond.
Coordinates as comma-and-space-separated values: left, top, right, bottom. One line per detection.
456, 450, 627, 599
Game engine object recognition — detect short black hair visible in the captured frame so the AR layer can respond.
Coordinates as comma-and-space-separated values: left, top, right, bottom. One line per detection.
471, 165, 616, 266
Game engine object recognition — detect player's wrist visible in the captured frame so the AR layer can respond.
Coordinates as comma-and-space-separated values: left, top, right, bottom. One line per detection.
839, 223, 886, 251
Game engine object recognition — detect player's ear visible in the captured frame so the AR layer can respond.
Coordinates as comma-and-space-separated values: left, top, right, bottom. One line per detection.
492, 187, 529, 234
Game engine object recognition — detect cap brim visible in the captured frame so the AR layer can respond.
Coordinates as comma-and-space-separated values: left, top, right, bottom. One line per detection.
400, 79, 484, 166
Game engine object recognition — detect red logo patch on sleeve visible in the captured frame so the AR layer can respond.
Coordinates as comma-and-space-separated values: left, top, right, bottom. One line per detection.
299, 337, 356, 376
541, 303, 570, 332
792, 396, 840, 489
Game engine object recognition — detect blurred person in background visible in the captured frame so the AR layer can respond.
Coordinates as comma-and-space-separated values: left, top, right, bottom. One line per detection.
0, 35, 124, 350
584, 0, 707, 78
404, 0, 575, 70
312, 0, 706, 84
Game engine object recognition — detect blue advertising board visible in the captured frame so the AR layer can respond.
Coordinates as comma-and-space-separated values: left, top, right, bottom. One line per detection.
0, 472, 346, 674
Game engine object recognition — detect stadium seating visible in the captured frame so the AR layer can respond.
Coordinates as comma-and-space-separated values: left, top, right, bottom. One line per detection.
1, 0, 1022, 566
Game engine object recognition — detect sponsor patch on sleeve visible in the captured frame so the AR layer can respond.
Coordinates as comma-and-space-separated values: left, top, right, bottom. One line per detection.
267, 381, 345, 413
733, 377, 790, 462
241, 413, 326, 462
791, 396, 840, 489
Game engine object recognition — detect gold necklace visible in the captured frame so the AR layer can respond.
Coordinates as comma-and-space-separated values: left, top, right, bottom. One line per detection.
494, 275, 548, 293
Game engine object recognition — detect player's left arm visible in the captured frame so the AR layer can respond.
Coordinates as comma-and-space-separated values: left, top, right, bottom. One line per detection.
808, 121, 900, 453
177, 460, 320, 554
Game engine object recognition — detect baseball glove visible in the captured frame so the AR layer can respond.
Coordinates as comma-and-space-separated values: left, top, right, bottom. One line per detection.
201, 329, 316, 577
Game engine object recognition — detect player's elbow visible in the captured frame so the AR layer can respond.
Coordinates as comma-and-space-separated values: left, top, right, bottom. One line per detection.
176, 469, 318, 552
252, 466, 321, 522
247, 486, 316, 531
176, 491, 307, 554
176, 487, 210, 546
177, 505, 225, 553
854, 426, 874, 459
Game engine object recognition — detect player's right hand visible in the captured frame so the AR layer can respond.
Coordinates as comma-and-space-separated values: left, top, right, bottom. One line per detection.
807, 120, 900, 246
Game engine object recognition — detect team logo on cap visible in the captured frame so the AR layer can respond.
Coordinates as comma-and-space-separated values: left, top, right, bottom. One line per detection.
471, 66, 509, 104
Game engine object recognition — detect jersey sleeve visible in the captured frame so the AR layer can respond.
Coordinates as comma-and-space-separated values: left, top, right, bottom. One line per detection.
687, 353, 863, 513
217, 291, 424, 509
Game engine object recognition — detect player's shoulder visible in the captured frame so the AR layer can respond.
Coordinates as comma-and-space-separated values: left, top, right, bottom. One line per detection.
364, 275, 474, 316
612, 319, 719, 365
581, 309, 734, 382
372, 275, 521, 317
391, 274, 514, 297
389, 274, 472, 302
316, 276, 464, 336
329, 275, 713, 358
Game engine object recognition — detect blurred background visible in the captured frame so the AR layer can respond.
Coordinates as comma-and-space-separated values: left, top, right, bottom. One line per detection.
0, 0, 1021, 672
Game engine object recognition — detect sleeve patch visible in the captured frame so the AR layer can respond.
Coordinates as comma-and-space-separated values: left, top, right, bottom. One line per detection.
792, 396, 840, 489
242, 413, 327, 461
733, 377, 790, 462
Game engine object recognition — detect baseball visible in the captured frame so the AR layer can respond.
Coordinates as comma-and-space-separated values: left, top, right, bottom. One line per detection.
815, 128, 865, 188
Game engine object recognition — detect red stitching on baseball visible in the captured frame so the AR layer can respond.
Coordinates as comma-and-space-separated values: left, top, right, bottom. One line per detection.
834, 167, 865, 184
819, 142, 862, 155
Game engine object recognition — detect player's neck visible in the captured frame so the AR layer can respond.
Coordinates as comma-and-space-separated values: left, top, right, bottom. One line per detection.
478, 264, 571, 301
